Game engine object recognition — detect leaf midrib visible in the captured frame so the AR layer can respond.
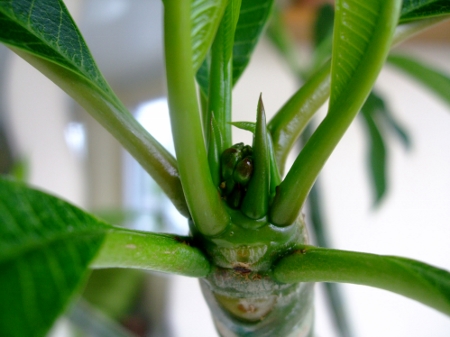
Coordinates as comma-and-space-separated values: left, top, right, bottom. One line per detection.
0, 3, 113, 101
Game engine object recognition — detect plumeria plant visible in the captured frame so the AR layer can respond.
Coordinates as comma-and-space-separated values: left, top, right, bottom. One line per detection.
1, 0, 450, 336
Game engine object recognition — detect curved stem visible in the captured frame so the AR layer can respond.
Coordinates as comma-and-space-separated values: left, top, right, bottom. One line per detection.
270, 0, 401, 227
92, 228, 211, 278
12, 48, 189, 217
164, 0, 229, 236
268, 63, 330, 174
273, 245, 450, 316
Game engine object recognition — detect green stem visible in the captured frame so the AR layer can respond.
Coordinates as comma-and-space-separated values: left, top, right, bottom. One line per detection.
268, 63, 331, 174
273, 245, 450, 316
270, 0, 401, 227
91, 228, 211, 278
11, 48, 189, 217
164, 0, 229, 236
267, 16, 448, 179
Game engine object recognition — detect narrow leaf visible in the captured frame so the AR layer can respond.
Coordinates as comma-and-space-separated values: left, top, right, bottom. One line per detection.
360, 97, 387, 205
231, 121, 256, 133
191, 0, 229, 71
305, 180, 354, 337
273, 245, 450, 316
207, 0, 242, 150
232, 0, 274, 84
208, 114, 224, 188
270, 0, 401, 226
0, 177, 109, 337
400, 0, 450, 23
0, 0, 188, 216
241, 96, 270, 220
388, 54, 450, 106
300, 125, 354, 337
371, 92, 411, 149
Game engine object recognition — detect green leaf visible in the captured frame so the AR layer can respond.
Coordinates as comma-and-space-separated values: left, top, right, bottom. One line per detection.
231, 121, 256, 133
359, 91, 411, 205
191, 0, 229, 72
270, 0, 402, 226
0, 0, 115, 104
232, 0, 274, 84
360, 94, 388, 205
375, 95, 411, 150
207, 0, 242, 150
0, 177, 109, 337
388, 54, 450, 107
273, 245, 450, 316
400, 0, 450, 23
0, 0, 189, 217
196, 52, 211, 95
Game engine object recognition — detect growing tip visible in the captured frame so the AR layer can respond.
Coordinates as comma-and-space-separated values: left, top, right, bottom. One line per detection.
241, 95, 270, 220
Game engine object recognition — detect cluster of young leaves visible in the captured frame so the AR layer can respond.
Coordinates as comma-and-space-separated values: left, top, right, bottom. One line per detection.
1, 0, 450, 336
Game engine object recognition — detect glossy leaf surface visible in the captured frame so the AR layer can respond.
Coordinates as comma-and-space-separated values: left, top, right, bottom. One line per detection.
388, 54, 450, 106
232, 0, 274, 84
400, 0, 450, 23
274, 245, 450, 316
0, 0, 189, 216
0, 177, 109, 337
191, 0, 228, 71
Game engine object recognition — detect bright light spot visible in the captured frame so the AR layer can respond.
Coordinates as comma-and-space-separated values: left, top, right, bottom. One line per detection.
135, 98, 175, 155
64, 122, 86, 159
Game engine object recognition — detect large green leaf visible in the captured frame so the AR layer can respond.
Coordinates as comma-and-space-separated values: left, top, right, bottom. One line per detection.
400, 0, 450, 23
0, 0, 188, 217
273, 245, 450, 316
0, 0, 114, 102
388, 54, 450, 106
270, 0, 401, 226
232, 0, 274, 84
0, 177, 109, 337
191, 0, 228, 72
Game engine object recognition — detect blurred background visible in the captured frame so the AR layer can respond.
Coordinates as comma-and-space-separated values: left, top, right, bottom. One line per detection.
1, 0, 450, 336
